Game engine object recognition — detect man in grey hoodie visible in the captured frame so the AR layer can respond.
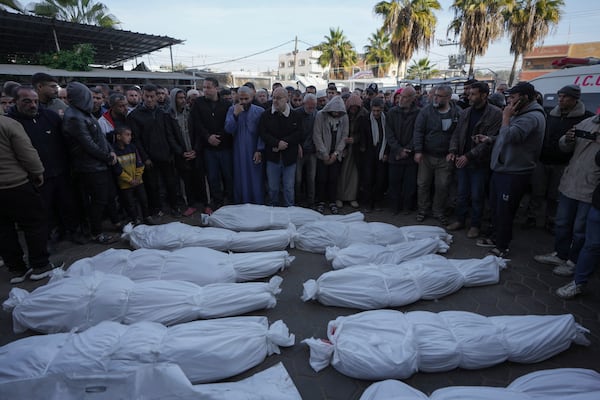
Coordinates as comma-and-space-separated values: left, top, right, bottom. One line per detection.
475, 81, 545, 257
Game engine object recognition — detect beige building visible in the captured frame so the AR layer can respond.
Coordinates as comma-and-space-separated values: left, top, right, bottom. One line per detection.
278, 50, 328, 81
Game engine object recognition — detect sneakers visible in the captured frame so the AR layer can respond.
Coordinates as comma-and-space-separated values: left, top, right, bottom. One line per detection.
350, 200, 359, 208
9, 268, 33, 284
553, 260, 576, 277
446, 221, 464, 231
467, 227, 480, 238
316, 202, 325, 214
30, 261, 65, 281
476, 237, 496, 248
416, 212, 426, 222
335, 200, 343, 208
329, 203, 339, 215
170, 208, 183, 218
534, 251, 566, 266
203, 206, 214, 216
556, 281, 585, 299
183, 207, 197, 217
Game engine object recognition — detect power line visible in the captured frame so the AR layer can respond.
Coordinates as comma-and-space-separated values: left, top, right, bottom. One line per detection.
189, 40, 294, 68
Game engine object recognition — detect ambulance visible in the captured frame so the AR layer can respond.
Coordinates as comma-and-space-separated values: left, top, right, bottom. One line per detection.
529, 59, 600, 113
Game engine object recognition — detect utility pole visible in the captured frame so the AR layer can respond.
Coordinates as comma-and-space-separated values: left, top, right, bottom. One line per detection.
292, 36, 298, 80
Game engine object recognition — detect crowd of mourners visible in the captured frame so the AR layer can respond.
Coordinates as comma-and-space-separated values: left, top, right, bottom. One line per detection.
0, 72, 598, 299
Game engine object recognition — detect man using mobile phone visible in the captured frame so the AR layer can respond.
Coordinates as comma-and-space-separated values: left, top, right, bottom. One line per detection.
536, 113, 600, 279
474, 81, 545, 257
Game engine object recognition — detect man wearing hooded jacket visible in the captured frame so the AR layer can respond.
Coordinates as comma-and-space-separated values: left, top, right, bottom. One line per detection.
62, 81, 119, 244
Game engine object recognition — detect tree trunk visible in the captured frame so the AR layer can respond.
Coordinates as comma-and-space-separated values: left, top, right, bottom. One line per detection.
468, 54, 476, 78
508, 52, 520, 86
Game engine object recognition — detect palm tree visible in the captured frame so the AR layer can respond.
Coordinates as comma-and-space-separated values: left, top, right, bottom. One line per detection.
406, 58, 439, 80
363, 28, 395, 78
374, 0, 441, 80
448, 0, 508, 78
0, 0, 23, 12
314, 27, 357, 80
29, 0, 119, 28
504, 0, 564, 85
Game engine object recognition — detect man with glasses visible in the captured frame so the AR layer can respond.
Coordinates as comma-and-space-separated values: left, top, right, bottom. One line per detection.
31, 73, 68, 117
413, 85, 461, 225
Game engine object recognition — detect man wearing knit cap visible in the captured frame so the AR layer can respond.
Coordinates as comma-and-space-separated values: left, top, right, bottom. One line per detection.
526, 84, 593, 232
316, 90, 328, 110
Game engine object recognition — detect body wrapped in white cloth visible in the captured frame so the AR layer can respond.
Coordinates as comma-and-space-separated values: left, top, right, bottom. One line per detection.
61, 247, 294, 285
0, 317, 295, 384
295, 221, 452, 253
205, 203, 364, 230
122, 221, 295, 251
302, 255, 506, 309
4, 272, 283, 333
303, 310, 589, 380
360, 368, 600, 400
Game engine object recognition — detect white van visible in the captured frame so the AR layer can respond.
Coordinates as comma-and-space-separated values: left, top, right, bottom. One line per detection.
529, 64, 600, 114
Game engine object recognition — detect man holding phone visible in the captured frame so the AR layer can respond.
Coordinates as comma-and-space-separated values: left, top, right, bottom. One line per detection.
474, 81, 545, 257
535, 113, 600, 278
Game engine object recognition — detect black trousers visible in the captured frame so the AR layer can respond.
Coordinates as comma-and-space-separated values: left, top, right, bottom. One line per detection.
316, 159, 341, 203
80, 170, 115, 236
39, 173, 80, 233
119, 184, 150, 220
0, 182, 49, 270
143, 160, 179, 213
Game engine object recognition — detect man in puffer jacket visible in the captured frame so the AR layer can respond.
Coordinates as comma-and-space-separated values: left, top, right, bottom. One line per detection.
63, 81, 119, 244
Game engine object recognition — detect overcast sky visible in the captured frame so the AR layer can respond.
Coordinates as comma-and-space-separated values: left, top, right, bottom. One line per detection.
103, 0, 599, 74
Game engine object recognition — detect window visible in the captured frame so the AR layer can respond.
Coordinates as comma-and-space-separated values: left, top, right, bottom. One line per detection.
279, 62, 285, 68
288, 60, 294, 67
299, 59, 306, 66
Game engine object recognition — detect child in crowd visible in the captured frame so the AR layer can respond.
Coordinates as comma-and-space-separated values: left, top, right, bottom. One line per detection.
112, 126, 154, 225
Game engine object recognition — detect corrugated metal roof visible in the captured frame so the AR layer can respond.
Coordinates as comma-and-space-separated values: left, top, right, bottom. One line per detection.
0, 10, 183, 66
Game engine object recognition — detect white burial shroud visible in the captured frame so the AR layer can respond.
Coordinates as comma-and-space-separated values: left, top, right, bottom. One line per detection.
295, 221, 452, 253
359, 368, 600, 400
60, 247, 295, 285
303, 309, 590, 380
122, 221, 295, 251
0, 362, 303, 400
302, 255, 506, 309
3, 272, 283, 333
205, 203, 364, 230
325, 237, 450, 269
0, 317, 295, 384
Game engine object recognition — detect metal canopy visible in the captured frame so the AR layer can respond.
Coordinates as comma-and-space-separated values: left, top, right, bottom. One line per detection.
0, 10, 183, 66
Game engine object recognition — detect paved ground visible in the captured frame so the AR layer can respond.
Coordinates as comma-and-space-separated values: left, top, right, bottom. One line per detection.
1, 207, 599, 399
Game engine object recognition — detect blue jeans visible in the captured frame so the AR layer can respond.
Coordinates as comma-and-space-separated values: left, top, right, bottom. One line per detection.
204, 148, 233, 207
554, 193, 591, 263
266, 160, 296, 207
455, 167, 487, 227
574, 206, 600, 285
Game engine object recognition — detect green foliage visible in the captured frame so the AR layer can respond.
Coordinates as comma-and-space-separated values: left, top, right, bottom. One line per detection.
314, 27, 357, 80
406, 58, 439, 80
39, 43, 95, 71
363, 29, 395, 78
29, 0, 119, 28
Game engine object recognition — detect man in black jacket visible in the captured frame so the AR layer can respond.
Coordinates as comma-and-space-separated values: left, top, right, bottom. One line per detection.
63, 82, 119, 244
9, 86, 83, 244
259, 87, 303, 206
189, 78, 232, 212
128, 84, 181, 218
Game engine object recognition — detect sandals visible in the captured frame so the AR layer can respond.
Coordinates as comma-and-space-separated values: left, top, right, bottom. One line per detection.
476, 238, 496, 248
415, 212, 426, 222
